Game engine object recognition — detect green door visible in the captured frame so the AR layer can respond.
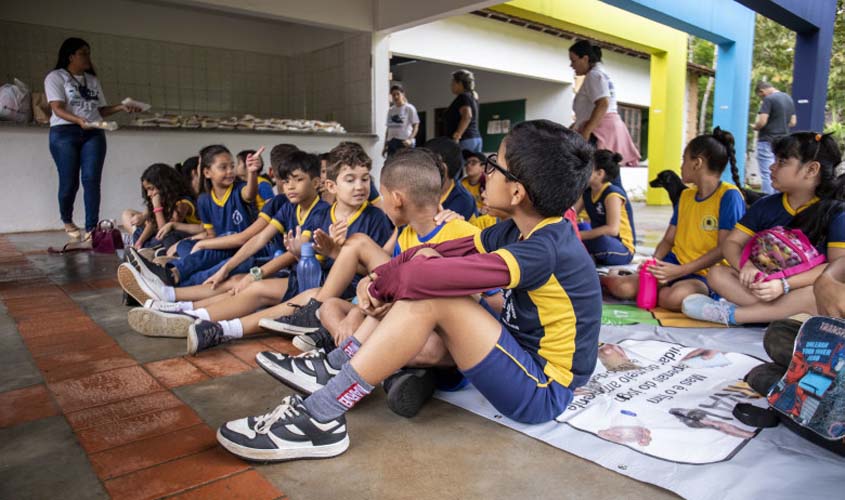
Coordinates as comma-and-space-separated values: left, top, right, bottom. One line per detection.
478, 99, 526, 152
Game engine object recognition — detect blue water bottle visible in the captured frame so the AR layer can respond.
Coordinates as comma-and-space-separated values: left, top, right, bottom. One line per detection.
296, 238, 322, 293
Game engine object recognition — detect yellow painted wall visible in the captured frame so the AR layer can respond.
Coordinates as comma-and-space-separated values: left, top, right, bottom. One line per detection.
496, 0, 688, 204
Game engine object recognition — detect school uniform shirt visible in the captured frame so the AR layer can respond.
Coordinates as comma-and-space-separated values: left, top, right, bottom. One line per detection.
175, 197, 201, 225
257, 194, 291, 255
394, 219, 480, 257
371, 216, 601, 389
582, 183, 635, 254
197, 181, 256, 235
461, 177, 484, 210
441, 181, 478, 220
368, 179, 382, 204
267, 196, 330, 239
255, 175, 276, 211
668, 183, 745, 275
470, 214, 499, 230
44, 69, 107, 127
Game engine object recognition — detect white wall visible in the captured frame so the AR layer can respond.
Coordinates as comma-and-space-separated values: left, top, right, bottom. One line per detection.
599, 50, 651, 108
0, 126, 378, 233
391, 60, 572, 143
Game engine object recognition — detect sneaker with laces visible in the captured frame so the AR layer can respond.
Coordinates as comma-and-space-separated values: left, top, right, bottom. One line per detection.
382, 368, 437, 418
143, 299, 185, 314
127, 307, 196, 338
129, 247, 176, 287
258, 298, 323, 335
117, 263, 164, 304
682, 294, 737, 325
292, 327, 336, 352
256, 350, 338, 395
187, 320, 233, 355
217, 394, 348, 462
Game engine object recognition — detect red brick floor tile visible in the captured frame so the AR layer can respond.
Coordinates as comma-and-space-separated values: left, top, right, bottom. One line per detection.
60, 282, 93, 294
75, 405, 203, 454
16, 318, 104, 341
24, 332, 116, 359
35, 342, 134, 370
89, 424, 218, 480
39, 350, 138, 383
4, 303, 80, 319
0, 282, 57, 299
259, 337, 301, 356
65, 391, 182, 431
168, 470, 285, 500
47, 365, 164, 413
224, 339, 276, 368
185, 349, 252, 378
145, 358, 210, 389
88, 278, 120, 289
103, 447, 248, 500
0, 384, 60, 428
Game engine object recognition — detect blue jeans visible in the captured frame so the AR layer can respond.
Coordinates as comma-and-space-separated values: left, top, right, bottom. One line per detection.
49, 125, 107, 232
756, 141, 775, 194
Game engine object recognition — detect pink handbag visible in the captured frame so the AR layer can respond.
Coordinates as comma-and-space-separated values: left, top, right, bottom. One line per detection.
91, 220, 124, 254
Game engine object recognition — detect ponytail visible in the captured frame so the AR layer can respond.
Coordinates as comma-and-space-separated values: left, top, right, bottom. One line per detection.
712, 126, 741, 188
569, 39, 603, 64
686, 126, 737, 185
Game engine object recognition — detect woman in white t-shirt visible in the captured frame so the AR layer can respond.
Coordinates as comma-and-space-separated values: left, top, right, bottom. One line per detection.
569, 39, 640, 167
45, 37, 140, 241
382, 84, 420, 158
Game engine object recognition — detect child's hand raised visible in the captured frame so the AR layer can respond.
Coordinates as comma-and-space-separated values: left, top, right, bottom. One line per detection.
329, 220, 348, 246
313, 228, 340, 260
246, 146, 265, 174
284, 226, 306, 259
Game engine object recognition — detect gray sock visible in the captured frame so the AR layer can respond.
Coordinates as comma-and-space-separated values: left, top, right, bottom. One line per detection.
304, 361, 373, 422
327, 336, 361, 369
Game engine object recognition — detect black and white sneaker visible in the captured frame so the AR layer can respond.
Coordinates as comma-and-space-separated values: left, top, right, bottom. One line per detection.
143, 299, 185, 314
129, 247, 176, 287
256, 350, 338, 395
258, 298, 323, 335
117, 263, 164, 304
217, 394, 348, 462
127, 307, 196, 338
383, 368, 437, 418
187, 320, 233, 355
292, 327, 336, 352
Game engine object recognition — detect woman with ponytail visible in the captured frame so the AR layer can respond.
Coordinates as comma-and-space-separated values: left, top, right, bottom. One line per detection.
445, 69, 482, 155
603, 128, 746, 311
569, 39, 640, 167
683, 132, 845, 325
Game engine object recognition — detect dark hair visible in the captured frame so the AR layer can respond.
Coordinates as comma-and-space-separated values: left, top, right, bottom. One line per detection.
54, 38, 96, 75
594, 150, 622, 182
197, 145, 232, 194
685, 127, 741, 187
569, 39, 602, 64
503, 120, 594, 217
452, 69, 478, 100
778, 132, 845, 247
381, 148, 442, 207
326, 142, 372, 181
140, 163, 194, 226
269, 144, 300, 179
424, 137, 463, 181
278, 150, 321, 180
390, 84, 405, 94
755, 80, 774, 92
175, 156, 199, 195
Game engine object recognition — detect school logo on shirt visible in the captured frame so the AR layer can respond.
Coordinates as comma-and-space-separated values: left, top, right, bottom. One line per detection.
700, 215, 718, 231
232, 209, 244, 226
501, 290, 520, 331
595, 202, 605, 216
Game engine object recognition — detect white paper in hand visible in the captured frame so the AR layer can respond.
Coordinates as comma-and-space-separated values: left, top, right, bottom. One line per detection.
121, 97, 151, 112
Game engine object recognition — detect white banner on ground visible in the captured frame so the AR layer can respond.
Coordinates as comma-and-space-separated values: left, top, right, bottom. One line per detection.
556, 339, 763, 464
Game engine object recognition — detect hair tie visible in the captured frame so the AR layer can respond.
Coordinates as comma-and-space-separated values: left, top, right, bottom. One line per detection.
815, 133, 823, 142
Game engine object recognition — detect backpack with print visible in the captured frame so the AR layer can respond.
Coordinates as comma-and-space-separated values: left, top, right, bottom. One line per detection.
739, 226, 826, 282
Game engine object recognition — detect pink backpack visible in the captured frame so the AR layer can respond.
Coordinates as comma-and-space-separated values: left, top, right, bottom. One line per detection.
739, 226, 826, 282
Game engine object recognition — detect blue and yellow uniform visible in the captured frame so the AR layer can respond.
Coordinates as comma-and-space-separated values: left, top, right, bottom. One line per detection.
196, 180, 256, 236
665, 182, 745, 279
461, 177, 484, 210
368, 179, 382, 204
394, 219, 480, 256
268, 197, 331, 300
469, 213, 499, 230
441, 181, 477, 220
256, 194, 291, 256
255, 175, 276, 211
582, 182, 635, 265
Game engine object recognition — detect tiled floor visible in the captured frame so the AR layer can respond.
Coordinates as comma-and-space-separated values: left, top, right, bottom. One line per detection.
0, 207, 679, 500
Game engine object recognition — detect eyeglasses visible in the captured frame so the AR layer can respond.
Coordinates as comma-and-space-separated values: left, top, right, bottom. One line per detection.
483, 153, 520, 182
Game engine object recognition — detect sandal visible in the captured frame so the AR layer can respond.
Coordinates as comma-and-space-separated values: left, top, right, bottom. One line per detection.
64, 224, 83, 242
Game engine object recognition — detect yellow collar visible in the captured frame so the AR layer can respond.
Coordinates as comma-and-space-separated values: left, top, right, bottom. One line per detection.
211, 184, 234, 207
297, 196, 320, 226
591, 183, 611, 204
440, 181, 455, 204
331, 201, 368, 226
525, 217, 564, 239
782, 194, 820, 216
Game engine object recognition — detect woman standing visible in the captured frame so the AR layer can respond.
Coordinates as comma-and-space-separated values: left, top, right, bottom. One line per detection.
445, 69, 482, 154
569, 39, 640, 166
45, 37, 139, 242
383, 84, 420, 158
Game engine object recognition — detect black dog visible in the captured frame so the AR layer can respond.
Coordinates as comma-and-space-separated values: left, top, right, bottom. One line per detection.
650, 169, 766, 208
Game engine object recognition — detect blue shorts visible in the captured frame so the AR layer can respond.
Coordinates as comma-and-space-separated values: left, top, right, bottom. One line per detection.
461, 326, 573, 424
583, 235, 634, 266
662, 252, 709, 289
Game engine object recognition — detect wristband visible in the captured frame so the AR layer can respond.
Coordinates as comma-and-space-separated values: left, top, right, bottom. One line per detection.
152, 207, 164, 213
781, 277, 790, 295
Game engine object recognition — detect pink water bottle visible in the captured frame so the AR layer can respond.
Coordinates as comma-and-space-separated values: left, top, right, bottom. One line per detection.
636, 259, 658, 310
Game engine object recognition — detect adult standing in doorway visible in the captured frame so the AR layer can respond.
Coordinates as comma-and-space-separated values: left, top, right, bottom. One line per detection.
45, 37, 140, 242
445, 69, 482, 154
753, 81, 796, 194
382, 84, 420, 158
569, 39, 640, 166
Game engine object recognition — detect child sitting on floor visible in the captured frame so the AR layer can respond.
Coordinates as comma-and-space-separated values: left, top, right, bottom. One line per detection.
461, 149, 486, 210
214, 119, 601, 462
683, 132, 845, 325
235, 149, 275, 210
426, 137, 478, 220
574, 150, 635, 265
603, 128, 746, 311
